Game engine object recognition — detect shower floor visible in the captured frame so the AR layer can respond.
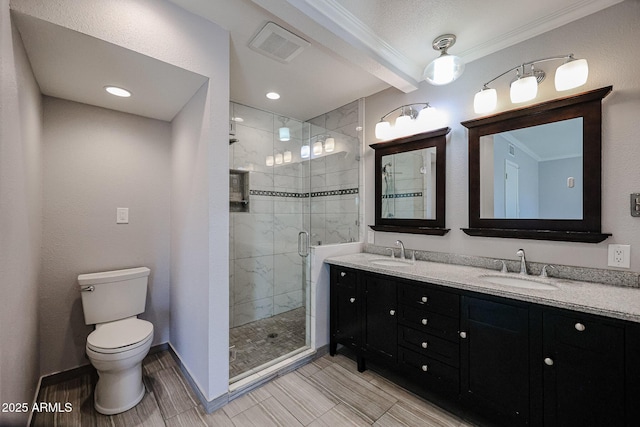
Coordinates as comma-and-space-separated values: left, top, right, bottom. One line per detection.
229, 307, 306, 380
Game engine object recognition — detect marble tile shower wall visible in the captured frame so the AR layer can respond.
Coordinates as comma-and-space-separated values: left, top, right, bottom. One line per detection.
306, 100, 361, 246
229, 100, 362, 327
230, 103, 307, 327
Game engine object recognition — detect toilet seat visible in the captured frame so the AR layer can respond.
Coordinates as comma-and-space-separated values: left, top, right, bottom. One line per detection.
87, 318, 153, 354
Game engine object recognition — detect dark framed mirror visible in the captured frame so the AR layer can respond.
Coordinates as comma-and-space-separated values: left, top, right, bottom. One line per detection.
370, 127, 450, 235
461, 86, 612, 243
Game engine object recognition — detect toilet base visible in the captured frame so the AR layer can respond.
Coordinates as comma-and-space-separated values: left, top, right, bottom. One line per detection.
93, 362, 146, 415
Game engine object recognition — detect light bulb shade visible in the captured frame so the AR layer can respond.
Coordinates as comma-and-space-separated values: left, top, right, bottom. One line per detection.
266, 155, 274, 166
313, 141, 323, 156
279, 127, 290, 141
375, 120, 392, 140
300, 145, 310, 159
324, 137, 335, 152
474, 88, 498, 114
275, 153, 283, 164
510, 75, 538, 103
283, 151, 292, 163
394, 114, 413, 133
424, 53, 465, 85
555, 58, 588, 91
416, 106, 439, 131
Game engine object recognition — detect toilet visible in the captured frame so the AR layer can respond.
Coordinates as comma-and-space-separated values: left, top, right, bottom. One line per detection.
78, 267, 154, 415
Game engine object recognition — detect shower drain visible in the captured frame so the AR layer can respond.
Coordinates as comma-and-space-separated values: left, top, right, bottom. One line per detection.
267, 332, 278, 339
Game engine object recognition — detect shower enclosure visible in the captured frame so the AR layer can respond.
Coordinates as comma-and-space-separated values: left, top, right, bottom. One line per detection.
228, 100, 361, 382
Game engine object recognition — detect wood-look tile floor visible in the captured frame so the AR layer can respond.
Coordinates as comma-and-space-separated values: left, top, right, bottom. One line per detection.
32, 350, 477, 427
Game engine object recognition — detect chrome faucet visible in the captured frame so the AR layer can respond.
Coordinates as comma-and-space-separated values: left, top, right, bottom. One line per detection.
395, 240, 406, 260
516, 249, 528, 275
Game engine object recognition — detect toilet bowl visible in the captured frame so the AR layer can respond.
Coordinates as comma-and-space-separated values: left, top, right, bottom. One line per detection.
78, 267, 153, 415
86, 317, 154, 414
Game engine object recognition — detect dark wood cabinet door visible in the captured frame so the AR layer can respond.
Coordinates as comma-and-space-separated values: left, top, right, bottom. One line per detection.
460, 296, 531, 427
362, 274, 397, 362
542, 311, 625, 427
330, 267, 360, 353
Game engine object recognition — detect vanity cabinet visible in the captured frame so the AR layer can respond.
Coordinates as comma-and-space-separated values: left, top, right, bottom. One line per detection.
460, 296, 535, 427
329, 264, 640, 427
329, 267, 360, 355
541, 310, 626, 427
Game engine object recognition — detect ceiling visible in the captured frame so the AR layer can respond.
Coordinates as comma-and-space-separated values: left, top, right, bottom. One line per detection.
12, 0, 623, 123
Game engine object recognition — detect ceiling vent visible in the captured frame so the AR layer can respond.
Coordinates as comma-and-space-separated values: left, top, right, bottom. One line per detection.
249, 22, 310, 63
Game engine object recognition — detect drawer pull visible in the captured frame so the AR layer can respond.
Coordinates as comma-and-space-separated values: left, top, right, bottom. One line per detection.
574, 322, 586, 332
421, 296, 428, 303
389, 310, 396, 316
349, 298, 356, 303
544, 357, 554, 366
460, 331, 467, 339
421, 365, 428, 372
340, 272, 347, 277
421, 341, 428, 349
421, 318, 428, 325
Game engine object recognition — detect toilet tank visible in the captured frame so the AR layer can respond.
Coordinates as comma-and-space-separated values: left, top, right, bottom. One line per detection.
78, 267, 150, 325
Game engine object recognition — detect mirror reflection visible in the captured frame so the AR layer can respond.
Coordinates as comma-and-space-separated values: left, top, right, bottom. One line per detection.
479, 118, 583, 219
381, 147, 437, 220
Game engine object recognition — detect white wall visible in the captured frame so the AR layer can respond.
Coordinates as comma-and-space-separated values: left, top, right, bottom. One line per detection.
365, 1, 640, 271
0, 3, 42, 425
40, 97, 171, 375
12, 0, 230, 401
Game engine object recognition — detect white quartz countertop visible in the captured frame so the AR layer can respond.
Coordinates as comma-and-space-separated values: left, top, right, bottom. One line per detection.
325, 253, 640, 324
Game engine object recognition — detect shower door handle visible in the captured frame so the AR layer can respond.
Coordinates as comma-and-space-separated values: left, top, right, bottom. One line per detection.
298, 231, 309, 257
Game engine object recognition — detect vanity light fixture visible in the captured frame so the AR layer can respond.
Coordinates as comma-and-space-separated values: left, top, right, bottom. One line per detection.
473, 54, 589, 114
278, 117, 290, 141
374, 103, 444, 140
104, 86, 131, 97
300, 145, 310, 159
423, 34, 465, 86
324, 137, 335, 152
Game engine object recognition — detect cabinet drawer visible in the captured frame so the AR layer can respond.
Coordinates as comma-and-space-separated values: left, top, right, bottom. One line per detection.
399, 305, 459, 340
544, 311, 625, 354
398, 347, 459, 395
398, 282, 459, 316
399, 327, 459, 367
333, 267, 357, 287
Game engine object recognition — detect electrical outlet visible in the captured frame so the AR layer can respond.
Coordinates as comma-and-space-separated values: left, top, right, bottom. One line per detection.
116, 207, 129, 224
367, 230, 375, 244
608, 244, 631, 268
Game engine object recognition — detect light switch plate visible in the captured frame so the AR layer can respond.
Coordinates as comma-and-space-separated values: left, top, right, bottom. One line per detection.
631, 193, 640, 217
116, 207, 129, 224
608, 244, 630, 268
367, 230, 375, 244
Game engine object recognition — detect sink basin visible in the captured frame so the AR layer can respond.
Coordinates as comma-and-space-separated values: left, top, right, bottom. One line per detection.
369, 258, 413, 267
480, 274, 558, 290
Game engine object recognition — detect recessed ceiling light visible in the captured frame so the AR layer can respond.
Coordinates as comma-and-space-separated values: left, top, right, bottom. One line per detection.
266, 92, 280, 100
104, 86, 132, 97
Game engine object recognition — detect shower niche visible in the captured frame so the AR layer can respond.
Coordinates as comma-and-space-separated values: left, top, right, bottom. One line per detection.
229, 169, 249, 213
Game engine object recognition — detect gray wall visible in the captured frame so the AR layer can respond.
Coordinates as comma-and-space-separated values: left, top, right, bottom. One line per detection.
365, 1, 640, 271
0, 5, 42, 425
40, 97, 171, 375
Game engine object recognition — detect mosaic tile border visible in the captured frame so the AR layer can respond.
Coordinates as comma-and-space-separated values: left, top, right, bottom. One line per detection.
382, 192, 423, 199
249, 188, 358, 198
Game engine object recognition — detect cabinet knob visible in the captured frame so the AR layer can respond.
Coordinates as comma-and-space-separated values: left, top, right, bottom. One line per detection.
421, 341, 428, 349
544, 357, 554, 366
389, 310, 396, 316
574, 322, 586, 332
421, 296, 428, 303
459, 331, 467, 339
421, 365, 428, 372
421, 318, 428, 325
340, 272, 347, 277
349, 297, 356, 303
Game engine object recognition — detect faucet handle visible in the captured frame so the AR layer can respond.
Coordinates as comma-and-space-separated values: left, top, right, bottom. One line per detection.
540, 265, 555, 278
386, 248, 395, 259
494, 260, 508, 273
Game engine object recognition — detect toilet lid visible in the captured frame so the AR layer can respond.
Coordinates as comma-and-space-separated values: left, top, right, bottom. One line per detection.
87, 318, 153, 351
